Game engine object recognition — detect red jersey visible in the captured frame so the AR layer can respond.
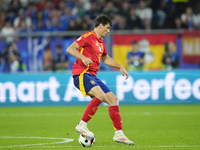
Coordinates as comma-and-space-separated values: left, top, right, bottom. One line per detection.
72, 30, 108, 76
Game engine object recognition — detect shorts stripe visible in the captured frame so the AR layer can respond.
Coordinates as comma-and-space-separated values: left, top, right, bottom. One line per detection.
80, 47, 84, 54
79, 65, 90, 97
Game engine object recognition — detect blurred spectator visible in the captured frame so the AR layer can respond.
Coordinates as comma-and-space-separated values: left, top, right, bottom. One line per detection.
194, 2, 200, 29
52, 44, 69, 72
33, 19, 46, 32
0, 0, 8, 11
10, 42, 20, 58
0, 10, 7, 31
139, 37, 154, 65
171, 16, 187, 30
71, 1, 85, 18
127, 7, 143, 30
8, 0, 23, 18
43, 0, 54, 20
1, 44, 11, 72
80, 19, 90, 30
80, 0, 91, 11
112, 15, 128, 30
20, 0, 29, 8
53, 0, 63, 9
26, 2, 37, 19
35, 0, 46, 10
64, 19, 78, 38
136, 0, 153, 30
74, 17, 90, 30
118, 1, 130, 20
127, 40, 144, 70
43, 45, 52, 71
32, 18, 46, 41
58, 0, 67, 16
172, 0, 189, 17
150, 0, 167, 29
6, 0, 21, 24
51, 17, 61, 31
85, 2, 100, 21
0, 53, 4, 72
13, 9, 31, 31
1, 20, 15, 43
103, 1, 119, 20
1, 0, 200, 34
59, 6, 76, 31
129, 0, 140, 6
181, 7, 198, 30
196, 14, 200, 30
10, 42, 26, 73
162, 41, 179, 70
32, 10, 48, 30
16, 21, 30, 41
46, 17, 64, 40
75, 17, 83, 30
97, 0, 104, 12
67, 19, 77, 31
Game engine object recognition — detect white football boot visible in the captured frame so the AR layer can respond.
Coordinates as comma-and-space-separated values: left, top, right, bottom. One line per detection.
75, 120, 95, 138
113, 130, 135, 145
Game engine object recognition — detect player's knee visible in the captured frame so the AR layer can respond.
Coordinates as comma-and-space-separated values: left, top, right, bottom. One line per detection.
97, 93, 106, 102
111, 96, 119, 105
105, 95, 119, 106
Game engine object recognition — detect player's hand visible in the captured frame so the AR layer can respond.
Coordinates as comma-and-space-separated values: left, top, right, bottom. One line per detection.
120, 66, 129, 80
81, 56, 93, 66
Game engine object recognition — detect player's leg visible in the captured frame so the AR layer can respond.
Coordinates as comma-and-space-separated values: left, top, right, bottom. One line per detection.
105, 92, 135, 145
88, 78, 135, 145
81, 97, 102, 123
75, 96, 102, 138
74, 74, 104, 138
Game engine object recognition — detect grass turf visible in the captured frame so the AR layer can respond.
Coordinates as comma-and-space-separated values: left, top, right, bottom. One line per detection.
0, 105, 200, 150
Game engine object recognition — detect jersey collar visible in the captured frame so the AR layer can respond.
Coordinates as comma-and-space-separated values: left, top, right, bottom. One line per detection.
91, 30, 103, 43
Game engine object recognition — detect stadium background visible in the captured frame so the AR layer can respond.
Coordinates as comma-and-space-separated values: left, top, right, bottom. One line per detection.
0, 0, 200, 106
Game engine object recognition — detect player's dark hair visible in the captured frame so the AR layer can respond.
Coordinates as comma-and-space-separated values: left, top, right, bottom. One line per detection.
94, 14, 112, 28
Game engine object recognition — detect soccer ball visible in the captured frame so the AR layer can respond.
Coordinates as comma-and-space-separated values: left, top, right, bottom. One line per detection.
78, 134, 95, 147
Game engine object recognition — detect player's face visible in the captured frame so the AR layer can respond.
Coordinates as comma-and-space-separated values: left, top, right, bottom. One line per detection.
100, 24, 111, 37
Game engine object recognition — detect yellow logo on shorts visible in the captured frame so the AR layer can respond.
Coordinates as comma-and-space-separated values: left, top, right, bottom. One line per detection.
90, 80, 96, 85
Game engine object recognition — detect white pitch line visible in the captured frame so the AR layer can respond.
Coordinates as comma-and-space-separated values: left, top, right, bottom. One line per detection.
31, 145, 200, 148
35, 145, 200, 148
0, 112, 199, 117
0, 136, 74, 148
0, 136, 199, 148
0, 113, 83, 117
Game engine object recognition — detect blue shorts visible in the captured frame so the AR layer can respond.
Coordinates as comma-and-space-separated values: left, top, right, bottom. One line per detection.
73, 73, 111, 97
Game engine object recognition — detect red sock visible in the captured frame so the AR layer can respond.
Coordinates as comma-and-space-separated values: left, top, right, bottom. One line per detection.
81, 97, 102, 122
108, 105, 122, 131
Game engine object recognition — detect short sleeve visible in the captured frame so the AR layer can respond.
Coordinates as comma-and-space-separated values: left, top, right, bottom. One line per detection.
102, 42, 107, 56
75, 35, 88, 48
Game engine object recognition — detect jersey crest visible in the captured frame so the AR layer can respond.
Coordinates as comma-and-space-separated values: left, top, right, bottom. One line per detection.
99, 46, 102, 52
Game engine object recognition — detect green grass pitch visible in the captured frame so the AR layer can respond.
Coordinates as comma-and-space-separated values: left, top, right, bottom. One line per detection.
0, 105, 200, 150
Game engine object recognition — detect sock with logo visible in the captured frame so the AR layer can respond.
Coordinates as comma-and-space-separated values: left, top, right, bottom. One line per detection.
108, 105, 122, 131
81, 97, 102, 122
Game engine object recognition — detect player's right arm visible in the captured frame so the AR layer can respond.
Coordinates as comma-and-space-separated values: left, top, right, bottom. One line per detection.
67, 42, 93, 66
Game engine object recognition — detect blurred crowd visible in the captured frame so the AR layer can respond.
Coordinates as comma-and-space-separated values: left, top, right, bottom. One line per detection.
0, 0, 199, 73
0, 42, 27, 73
0, 0, 200, 42
127, 39, 179, 71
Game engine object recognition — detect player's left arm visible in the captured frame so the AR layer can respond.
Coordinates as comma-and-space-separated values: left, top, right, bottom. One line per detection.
102, 55, 129, 80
